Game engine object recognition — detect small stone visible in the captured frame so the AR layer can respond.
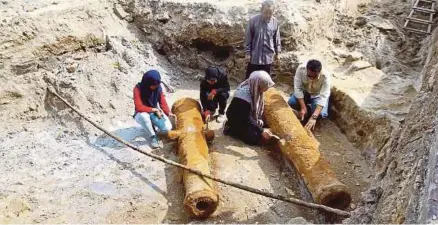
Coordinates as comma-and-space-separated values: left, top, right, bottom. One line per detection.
333, 38, 342, 44
355, 17, 367, 27
350, 203, 356, 209
125, 15, 134, 23
285, 187, 295, 196
346, 51, 363, 62
332, 48, 347, 57
156, 12, 171, 24
355, 183, 360, 186
11, 58, 38, 75
28, 105, 37, 111
346, 42, 356, 48
433, 215, 437, 220
113, 4, 129, 19
349, 60, 372, 71
66, 63, 78, 73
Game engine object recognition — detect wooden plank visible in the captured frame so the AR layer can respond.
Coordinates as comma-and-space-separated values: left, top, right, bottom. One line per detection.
404, 26, 431, 34
427, 11, 434, 33
419, 0, 436, 3
404, 10, 415, 27
413, 6, 436, 13
406, 17, 434, 24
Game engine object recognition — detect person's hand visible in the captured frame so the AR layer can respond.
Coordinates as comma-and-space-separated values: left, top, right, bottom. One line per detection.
208, 92, 215, 101
291, 108, 300, 118
245, 54, 251, 63
153, 109, 162, 119
257, 119, 264, 127
262, 130, 272, 140
169, 113, 177, 125
305, 118, 317, 131
275, 54, 280, 63
300, 108, 307, 121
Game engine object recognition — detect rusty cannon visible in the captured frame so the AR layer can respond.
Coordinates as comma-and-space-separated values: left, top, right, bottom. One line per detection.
263, 88, 352, 210
167, 97, 218, 219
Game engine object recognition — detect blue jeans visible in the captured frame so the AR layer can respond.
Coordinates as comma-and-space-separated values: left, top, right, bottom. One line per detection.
288, 94, 329, 119
135, 112, 172, 138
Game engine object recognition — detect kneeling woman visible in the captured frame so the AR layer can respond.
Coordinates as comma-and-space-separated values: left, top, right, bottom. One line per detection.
133, 70, 173, 149
224, 71, 275, 146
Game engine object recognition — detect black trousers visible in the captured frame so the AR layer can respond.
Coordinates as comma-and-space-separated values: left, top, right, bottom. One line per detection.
245, 63, 272, 79
227, 121, 262, 146
201, 92, 229, 115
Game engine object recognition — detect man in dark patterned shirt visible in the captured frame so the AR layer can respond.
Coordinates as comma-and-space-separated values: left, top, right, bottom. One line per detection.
244, 0, 281, 79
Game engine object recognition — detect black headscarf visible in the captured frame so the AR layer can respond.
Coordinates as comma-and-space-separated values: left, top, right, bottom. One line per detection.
205, 67, 220, 81
138, 70, 162, 108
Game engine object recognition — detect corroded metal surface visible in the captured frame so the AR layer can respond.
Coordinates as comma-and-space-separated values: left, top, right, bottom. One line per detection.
264, 88, 352, 209
169, 98, 219, 219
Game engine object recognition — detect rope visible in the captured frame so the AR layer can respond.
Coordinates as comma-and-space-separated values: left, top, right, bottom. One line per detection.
46, 87, 351, 218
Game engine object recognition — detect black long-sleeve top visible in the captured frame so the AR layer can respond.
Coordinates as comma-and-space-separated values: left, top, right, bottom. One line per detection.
226, 97, 263, 136
200, 73, 230, 101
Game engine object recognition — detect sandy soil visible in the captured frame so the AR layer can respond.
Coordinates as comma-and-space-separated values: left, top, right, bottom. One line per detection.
0, 79, 371, 223
0, 0, 421, 223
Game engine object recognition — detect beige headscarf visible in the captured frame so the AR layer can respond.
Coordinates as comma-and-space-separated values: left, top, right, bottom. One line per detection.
234, 71, 275, 120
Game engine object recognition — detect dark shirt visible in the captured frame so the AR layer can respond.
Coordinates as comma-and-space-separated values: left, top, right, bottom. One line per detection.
226, 97, 263, 138
244, 14, 281, 65
200, 72, 230, 100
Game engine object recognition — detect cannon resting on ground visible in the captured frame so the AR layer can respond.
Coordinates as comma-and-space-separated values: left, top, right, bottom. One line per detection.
167, 97, 218, 219
264, 88, 352, 210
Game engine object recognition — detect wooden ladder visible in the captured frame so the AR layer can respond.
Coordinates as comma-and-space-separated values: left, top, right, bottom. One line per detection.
404, 0, 437, 34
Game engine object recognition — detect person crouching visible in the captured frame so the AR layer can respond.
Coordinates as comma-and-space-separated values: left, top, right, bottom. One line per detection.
200, 66, 230, 123
133, 70, 173, 149
223, 71, 276, 146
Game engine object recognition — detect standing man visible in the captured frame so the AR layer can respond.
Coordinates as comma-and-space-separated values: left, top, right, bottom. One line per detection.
288, 59, 331, 132
244, 0, 281, 79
